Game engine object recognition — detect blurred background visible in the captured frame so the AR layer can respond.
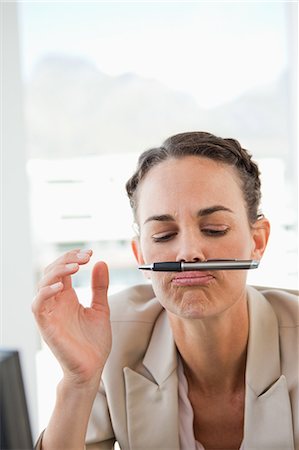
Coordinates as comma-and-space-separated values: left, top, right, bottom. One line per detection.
1, 0, 298, 442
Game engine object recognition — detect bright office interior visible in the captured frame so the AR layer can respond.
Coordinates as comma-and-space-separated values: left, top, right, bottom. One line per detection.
1, 1, 298, 442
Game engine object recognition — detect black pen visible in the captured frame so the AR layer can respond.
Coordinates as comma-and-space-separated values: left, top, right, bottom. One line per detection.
138, 259, 260, 272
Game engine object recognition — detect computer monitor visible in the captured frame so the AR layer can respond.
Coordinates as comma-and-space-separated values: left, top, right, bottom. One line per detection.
0, 349, 33, 449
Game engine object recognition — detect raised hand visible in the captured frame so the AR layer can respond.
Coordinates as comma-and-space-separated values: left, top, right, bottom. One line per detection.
32, 249, 112, 386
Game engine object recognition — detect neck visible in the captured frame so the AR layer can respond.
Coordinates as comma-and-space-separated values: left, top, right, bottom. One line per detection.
168, 297, 248, 393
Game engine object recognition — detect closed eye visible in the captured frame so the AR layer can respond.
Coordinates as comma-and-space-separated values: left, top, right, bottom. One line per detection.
152, 232, 178, 242
201, 228, 229, 237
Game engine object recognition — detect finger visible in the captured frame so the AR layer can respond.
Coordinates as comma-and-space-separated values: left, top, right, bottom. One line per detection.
44, 249, 92, 275
38, 263, 79, 291
91, 261, 109, 312
32, 281, 64, 316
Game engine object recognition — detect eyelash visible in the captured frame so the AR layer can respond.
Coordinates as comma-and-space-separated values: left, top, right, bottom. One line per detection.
202, 229, 228, 237
152, 228, 229, 242
152, 233, 177, 243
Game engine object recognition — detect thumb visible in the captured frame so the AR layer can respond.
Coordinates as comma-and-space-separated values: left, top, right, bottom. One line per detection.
91, 261, 109, 311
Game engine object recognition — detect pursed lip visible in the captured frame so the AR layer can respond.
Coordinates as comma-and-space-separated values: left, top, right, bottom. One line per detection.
171, 271, 214, 286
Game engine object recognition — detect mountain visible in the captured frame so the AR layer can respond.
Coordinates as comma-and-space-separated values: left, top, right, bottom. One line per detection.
24, 55, 291, 160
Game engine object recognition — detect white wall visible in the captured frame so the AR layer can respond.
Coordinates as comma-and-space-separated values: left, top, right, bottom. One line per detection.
1, 1, 38, 438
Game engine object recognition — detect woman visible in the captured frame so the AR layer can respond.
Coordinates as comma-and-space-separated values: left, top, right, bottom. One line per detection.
33, 132, 298, 449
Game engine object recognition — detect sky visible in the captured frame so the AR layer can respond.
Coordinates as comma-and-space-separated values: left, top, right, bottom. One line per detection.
18, 1, 289, 108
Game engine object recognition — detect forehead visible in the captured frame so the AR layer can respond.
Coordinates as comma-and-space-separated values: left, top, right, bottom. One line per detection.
136, 156, 245, 221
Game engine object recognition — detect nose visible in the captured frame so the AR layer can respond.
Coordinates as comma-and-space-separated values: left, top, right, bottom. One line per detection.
175, 229, 207, 263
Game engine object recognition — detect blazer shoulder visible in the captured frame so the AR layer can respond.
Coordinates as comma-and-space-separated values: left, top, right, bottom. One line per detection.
250, 285, 299, 327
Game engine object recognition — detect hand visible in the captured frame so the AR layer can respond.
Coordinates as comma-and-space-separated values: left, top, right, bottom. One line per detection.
32, 249, 112, 386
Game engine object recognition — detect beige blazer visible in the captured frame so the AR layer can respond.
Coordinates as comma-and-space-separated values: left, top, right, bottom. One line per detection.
84, 284, 298, 450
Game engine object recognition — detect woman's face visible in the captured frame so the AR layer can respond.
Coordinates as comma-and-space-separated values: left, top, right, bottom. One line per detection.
133, 156, 269, 319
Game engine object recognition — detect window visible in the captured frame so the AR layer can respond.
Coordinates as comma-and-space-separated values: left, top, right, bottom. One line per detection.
18, 1, 298, 431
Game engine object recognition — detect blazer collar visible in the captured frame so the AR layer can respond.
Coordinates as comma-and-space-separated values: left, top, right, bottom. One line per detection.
123, 307, 180, 449
142, 308, 178, 385
244, 286, 294, 449
245, 285, 281, 395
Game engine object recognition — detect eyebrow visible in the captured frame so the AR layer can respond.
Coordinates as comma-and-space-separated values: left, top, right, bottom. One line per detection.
197, 205, 234, 217
144, 205, 234, 225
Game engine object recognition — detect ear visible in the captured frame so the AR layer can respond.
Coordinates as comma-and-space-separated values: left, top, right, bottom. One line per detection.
131, 236, 144, 265
251, 217, 270, 260
131, 237, 152, 280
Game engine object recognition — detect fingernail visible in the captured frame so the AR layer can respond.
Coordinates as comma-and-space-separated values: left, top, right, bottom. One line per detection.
66, 263, 79, 270
50, 282, 63, 291
77, 250, 92, 259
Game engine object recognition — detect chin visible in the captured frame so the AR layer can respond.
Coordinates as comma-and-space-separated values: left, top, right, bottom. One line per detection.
167, 293, 213, 319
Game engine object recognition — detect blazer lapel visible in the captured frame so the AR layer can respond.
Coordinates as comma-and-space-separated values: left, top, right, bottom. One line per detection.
243, 287, 294, 449
124, 310, 180, 449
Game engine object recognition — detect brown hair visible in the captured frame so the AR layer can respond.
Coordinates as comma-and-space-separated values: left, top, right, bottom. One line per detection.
126, 131, 262, 224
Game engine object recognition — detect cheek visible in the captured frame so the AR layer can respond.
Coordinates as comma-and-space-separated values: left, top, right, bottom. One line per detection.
241, 233, 256, 257
149, 273, 172, 297
140, 236, 169, 262
223, 228, 254, 257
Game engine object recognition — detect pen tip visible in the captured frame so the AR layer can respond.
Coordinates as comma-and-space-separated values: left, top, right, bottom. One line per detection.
138, 264, 152, 270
